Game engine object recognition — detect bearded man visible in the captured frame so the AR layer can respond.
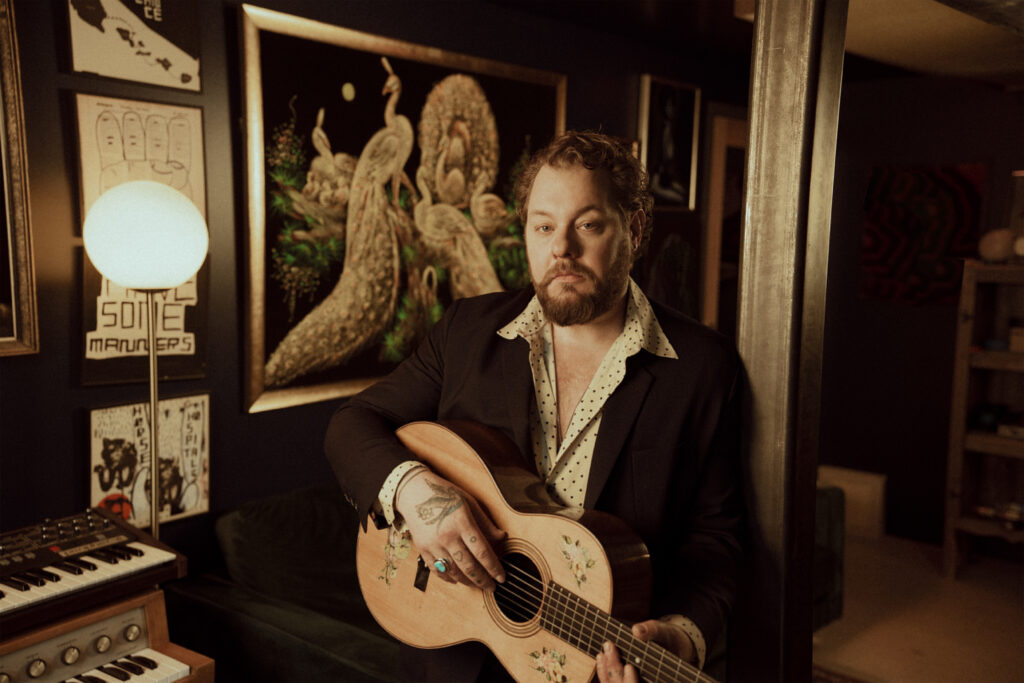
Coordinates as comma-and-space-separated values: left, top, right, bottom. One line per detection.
325, 130, 745, 682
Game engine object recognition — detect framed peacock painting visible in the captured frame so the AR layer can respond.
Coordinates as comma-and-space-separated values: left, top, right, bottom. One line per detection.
240, 4, 566, 412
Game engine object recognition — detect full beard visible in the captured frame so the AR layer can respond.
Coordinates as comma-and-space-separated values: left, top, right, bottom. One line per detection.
533, 242, 632, 326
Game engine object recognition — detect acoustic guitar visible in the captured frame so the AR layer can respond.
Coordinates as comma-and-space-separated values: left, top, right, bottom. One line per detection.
355, 420, 717, 683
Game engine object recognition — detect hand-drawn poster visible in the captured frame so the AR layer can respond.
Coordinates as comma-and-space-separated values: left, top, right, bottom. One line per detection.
76, 93, 207, 384
90, 393, 210, 528
75, 93, 205, 213
68, 0, 201, 91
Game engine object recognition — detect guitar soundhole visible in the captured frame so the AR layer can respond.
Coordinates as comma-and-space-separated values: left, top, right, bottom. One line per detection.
494, 551, 542, 624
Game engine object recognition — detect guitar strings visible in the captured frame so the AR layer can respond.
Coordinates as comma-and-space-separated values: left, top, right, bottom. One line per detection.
493, 562, 706, 683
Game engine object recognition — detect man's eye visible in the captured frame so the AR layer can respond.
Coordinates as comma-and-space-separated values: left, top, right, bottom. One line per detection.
534, 224, 552, 233
579, 221, 598, 231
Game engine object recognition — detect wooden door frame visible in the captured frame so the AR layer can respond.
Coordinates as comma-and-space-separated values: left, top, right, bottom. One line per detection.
702, 114, 748, 329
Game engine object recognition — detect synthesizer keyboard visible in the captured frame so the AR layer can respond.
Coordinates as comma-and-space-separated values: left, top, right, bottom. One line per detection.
0, 508, 185, 638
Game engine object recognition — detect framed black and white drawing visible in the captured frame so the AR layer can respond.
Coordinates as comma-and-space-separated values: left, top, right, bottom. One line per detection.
74, 92, 206, 216
67, 0, 201, 91
90, 393, 210, 528
638, 74, 701, 210
75, 93, 208, 383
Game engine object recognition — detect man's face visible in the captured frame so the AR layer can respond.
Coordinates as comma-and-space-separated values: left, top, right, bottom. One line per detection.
523, 163, 637, 326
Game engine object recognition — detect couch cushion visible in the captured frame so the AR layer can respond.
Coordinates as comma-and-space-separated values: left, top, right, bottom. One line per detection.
165, 574, 400, 682
215, 484, 379, 631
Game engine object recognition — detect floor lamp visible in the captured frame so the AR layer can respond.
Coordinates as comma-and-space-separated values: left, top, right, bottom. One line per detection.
83, 180, 208, 540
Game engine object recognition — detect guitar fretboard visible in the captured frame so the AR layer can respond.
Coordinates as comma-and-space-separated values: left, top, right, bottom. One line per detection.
541, 581, 710, 683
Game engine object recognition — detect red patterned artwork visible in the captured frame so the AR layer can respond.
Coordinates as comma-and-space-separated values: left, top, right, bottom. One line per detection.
860, 163, 985, 305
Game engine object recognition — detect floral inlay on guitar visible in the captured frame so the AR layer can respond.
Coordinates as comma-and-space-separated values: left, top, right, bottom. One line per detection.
560, 535, 596, 588
380, 526, 412, 586
529, 646, 569, 682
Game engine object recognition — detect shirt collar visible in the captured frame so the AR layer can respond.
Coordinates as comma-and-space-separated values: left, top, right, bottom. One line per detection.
497, 278, 678, 360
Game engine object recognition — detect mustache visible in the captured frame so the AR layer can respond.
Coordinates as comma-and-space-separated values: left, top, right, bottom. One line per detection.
540, 261, 596, 288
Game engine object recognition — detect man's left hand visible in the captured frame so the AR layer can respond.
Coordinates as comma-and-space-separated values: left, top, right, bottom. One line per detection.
595, 619, 695, 682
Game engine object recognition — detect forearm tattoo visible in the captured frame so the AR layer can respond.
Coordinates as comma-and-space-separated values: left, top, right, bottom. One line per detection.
416, 481, 464, 527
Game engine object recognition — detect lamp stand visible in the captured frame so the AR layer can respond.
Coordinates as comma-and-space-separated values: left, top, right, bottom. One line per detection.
144, 289, 161, 540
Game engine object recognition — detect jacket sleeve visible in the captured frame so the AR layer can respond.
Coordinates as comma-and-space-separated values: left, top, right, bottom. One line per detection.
323, 298, 461, 529
662, 357, 745, 658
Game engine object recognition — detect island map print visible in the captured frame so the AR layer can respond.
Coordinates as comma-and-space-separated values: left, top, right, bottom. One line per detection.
68, 0, 201, 91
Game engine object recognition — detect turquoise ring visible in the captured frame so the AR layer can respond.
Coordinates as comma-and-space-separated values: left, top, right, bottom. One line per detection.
433, 558, 451, 573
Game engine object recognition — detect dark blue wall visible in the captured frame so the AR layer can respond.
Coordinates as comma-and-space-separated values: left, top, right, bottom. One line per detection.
0, 0, 750, 569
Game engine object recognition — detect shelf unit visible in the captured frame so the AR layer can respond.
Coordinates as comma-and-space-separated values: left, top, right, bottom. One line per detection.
944, 260, 1024, 577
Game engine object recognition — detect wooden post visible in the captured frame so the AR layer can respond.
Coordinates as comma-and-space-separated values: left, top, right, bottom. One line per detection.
729, 0, 848, 680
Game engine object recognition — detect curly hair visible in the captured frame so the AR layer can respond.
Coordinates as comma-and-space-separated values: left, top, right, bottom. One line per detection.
514, 130, 654, 258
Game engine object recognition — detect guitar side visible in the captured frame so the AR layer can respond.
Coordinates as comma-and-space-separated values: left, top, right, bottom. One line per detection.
355, 420, 652, 682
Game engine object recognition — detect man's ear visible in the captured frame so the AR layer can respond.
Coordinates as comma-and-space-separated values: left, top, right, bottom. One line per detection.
629, 210, 646, 251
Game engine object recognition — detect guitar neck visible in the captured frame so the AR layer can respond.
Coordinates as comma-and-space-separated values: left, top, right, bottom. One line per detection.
541, 582, 712, 683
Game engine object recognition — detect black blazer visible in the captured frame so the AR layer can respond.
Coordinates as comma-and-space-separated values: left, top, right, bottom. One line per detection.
325, 287, 745, 663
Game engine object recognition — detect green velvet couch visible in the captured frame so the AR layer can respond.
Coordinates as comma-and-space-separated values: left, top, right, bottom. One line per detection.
164, 485, 400, 682
814, 485, 845, 631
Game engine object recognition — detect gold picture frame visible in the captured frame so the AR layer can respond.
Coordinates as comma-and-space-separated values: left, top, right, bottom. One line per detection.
0, 0, 37, 356
241, 4, 566, 412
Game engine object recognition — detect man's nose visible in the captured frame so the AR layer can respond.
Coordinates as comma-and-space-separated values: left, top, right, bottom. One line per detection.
551, 226, 578, 258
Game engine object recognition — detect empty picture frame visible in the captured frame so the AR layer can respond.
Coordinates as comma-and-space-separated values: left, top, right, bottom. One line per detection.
0, 0, 38, 356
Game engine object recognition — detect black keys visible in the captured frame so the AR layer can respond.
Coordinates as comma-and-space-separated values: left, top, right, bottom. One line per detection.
104, 546, 132, 561
66, 557, 98, 571
25, 568, 61, 583
125, 654, 157, 670
114, 659, 144, 675
54, 560, 85, 575
88, 549, 120, 565
97, 665, 130, 681
10, 571, 45, 587
1, 576, 31, 591
124, 655, 156, 671
73, 675, 106, 683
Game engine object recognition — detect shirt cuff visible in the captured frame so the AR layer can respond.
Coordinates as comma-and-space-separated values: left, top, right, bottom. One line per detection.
660, 614, 707, 669
377, 460, 428, 526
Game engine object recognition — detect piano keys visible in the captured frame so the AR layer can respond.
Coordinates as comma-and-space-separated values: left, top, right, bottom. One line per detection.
0, 589, 212, 683
0, 509, 185, 639
60, 647, 190, 683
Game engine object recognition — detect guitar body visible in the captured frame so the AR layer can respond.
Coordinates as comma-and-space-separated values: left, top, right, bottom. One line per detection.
356, 420, 654, 682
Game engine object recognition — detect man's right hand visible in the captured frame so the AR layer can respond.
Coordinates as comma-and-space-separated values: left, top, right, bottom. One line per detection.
394, 469, 507, 590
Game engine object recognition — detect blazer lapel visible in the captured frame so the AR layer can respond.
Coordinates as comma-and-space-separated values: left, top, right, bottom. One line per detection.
584, 362, 653, 509
501, 336, 534, 464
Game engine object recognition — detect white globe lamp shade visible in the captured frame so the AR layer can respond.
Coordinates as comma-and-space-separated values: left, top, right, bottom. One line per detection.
83, 181, 209, 290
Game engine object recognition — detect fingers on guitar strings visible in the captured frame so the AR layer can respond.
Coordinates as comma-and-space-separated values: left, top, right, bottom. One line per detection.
449, 539, 495, 589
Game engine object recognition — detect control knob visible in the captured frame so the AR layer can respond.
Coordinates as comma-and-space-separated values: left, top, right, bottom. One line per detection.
27, 658, 46, 678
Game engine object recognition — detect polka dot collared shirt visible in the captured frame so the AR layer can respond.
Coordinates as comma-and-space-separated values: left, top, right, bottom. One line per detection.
496, 278, 677, 507
496, 279, 706, 667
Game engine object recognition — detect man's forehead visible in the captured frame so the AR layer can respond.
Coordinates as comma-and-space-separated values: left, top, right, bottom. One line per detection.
531, 163, 611, 195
